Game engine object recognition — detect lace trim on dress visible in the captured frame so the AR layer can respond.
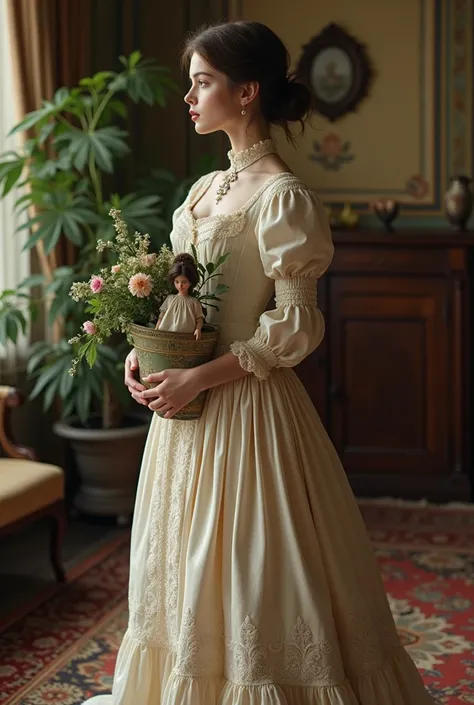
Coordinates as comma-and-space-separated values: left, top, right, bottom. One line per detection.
129, 420, 196, 648
225, 615, 345, 687
172, 173, 306, 246
275, 277, 318, 307
230, 338, 278, 380
185, 207, 247, 243
176, 608, 225, 677
175, 610, 344, 687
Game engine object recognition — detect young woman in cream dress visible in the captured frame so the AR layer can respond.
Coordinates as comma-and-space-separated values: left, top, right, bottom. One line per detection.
83, 20, 435, 705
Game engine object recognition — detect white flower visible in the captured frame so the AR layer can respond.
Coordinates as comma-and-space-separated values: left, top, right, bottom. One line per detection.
128, 273, 152, 298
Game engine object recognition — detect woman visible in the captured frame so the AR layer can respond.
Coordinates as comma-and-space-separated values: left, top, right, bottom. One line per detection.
85, 20, 435, 705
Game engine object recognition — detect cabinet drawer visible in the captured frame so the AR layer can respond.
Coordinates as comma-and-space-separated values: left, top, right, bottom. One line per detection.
331, 247, 450, 275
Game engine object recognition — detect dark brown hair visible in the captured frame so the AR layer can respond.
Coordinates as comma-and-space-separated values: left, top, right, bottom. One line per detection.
168, 253, 199, 291
181, 21, 313, 140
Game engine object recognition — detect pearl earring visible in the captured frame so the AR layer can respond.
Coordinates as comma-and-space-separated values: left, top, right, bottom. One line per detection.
241, 107, 246, 115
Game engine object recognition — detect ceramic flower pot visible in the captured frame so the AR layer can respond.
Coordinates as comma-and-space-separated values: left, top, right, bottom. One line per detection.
53, 413, 150, 525
129, 322, 220, 420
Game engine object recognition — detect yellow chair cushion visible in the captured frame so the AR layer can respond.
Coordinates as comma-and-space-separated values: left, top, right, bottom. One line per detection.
0, 459, 64, 528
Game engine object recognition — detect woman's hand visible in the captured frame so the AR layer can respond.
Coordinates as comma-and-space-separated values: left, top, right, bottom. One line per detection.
124, 349, 148, 406
140, 368, 202, 419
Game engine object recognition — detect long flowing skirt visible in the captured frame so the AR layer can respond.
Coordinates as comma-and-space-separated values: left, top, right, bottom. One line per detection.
83, 369, 434, 704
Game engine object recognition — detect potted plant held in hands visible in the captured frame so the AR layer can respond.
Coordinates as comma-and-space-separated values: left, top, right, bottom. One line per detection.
62, 209, 229, 495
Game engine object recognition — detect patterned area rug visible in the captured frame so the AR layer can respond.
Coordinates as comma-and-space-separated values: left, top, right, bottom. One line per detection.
1, 499, 473, 704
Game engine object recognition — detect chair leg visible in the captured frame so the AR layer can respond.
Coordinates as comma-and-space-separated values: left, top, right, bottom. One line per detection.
49, 502, 67, 582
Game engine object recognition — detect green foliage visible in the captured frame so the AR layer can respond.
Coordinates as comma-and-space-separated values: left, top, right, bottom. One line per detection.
27, 339, 130, 427
0, 290, 31, 344
0, 51, 182, 426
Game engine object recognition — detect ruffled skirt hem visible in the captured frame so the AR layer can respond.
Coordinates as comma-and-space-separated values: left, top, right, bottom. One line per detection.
83, 631, 433, 704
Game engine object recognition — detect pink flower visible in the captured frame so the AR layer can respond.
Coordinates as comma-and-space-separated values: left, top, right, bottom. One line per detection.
128, 273, 152, 298
141, 254, 156, 267
90, 275, 104, 294
111, 265, 121, 274
321, 133, 342, 158
82, 321, 96, 335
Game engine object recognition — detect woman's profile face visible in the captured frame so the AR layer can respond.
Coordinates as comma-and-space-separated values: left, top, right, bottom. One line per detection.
174, 275, 191, 295
184, 53, 240, 134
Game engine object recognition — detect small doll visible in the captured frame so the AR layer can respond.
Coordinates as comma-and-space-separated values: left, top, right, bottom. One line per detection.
156, 253, 204, 340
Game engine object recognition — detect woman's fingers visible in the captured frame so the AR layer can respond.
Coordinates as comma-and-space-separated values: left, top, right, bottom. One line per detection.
127, 377, 147, 393
141, 385, 165, 400
143, 371, 166, 385
148, 398, 173, 413
130, 389, 149, 406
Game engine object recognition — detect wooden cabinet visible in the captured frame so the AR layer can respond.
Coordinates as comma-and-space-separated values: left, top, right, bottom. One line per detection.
297, 231, 473, 501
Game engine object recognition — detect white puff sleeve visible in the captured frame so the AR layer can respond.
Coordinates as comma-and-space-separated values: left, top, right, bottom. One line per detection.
230, 186, 333, 380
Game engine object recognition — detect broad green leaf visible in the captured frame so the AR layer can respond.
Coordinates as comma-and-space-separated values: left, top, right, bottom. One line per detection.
10, 309, 27, 335
85, 341, 97, 368
9, 88, 71, 136
30, 358, 66, 399
55, 126, 129, 174
43, 372, 62, 410
0, 162, 24, 196
128, 50, 142, 69
58, 365, 74, 399
18, 274, 46, 289
38, 121, 58, 145
27, 342, 53, 373
108, 74, 127, 93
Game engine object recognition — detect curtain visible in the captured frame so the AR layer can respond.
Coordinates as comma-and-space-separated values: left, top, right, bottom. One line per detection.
6, 0, 92, 273
0, 1, 29, 379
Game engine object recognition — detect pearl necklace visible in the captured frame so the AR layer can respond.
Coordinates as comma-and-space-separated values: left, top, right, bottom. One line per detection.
215, 138, 278, 204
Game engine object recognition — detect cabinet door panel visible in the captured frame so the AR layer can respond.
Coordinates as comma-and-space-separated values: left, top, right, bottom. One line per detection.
329, 277, 449, 475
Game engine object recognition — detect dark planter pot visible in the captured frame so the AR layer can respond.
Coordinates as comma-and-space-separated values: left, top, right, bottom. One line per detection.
53, 413, 150, 525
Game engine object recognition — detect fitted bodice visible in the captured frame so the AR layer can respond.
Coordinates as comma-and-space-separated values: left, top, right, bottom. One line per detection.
171, 173, 300, 347
170, 170, 334, 372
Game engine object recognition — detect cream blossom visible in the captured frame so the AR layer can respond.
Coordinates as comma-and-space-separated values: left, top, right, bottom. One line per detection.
111, 264, 121, 274
141, 253, 156, 267
82, 320, 96, 335
90, 275, 104, 293
128, 272, 152, 298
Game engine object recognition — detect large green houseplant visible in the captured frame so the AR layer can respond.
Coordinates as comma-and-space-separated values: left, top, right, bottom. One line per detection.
0, 51, 193, 521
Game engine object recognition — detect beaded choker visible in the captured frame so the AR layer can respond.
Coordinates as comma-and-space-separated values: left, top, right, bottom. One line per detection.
215, 138, 278, 203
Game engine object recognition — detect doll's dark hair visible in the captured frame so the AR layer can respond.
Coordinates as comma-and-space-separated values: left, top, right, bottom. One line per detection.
181, 20, 313, 142
168, 253, 199, 291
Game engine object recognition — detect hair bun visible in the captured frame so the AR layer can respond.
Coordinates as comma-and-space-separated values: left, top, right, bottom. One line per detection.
277, 77, 313, 123
174, 253, 196, 266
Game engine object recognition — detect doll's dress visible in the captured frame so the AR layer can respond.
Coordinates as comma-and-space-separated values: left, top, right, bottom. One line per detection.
83, 171, 435, 705
158, 294, 204, 334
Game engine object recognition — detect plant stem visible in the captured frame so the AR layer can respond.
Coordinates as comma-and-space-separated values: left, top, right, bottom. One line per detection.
89, 152, 103, 211
90, 89, 115, 131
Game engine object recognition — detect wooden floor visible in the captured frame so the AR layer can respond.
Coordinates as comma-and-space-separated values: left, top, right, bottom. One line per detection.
0, 514, 126, 623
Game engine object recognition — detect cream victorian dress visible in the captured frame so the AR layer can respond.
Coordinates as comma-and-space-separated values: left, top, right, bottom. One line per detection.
158, 294, 204, 334
85, 172, 434, 704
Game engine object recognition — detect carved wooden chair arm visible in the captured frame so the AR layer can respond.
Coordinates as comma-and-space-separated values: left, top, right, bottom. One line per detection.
0, 386, 37, 461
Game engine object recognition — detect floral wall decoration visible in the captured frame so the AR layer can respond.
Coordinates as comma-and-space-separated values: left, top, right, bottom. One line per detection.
405, 174, 430, 200
309, 132, 355, 171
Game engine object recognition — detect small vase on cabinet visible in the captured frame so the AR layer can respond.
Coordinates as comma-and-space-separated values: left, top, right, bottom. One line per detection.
444, 175, 473, 231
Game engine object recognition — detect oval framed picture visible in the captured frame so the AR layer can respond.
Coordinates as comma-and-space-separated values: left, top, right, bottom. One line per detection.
296, 23, 373, 122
